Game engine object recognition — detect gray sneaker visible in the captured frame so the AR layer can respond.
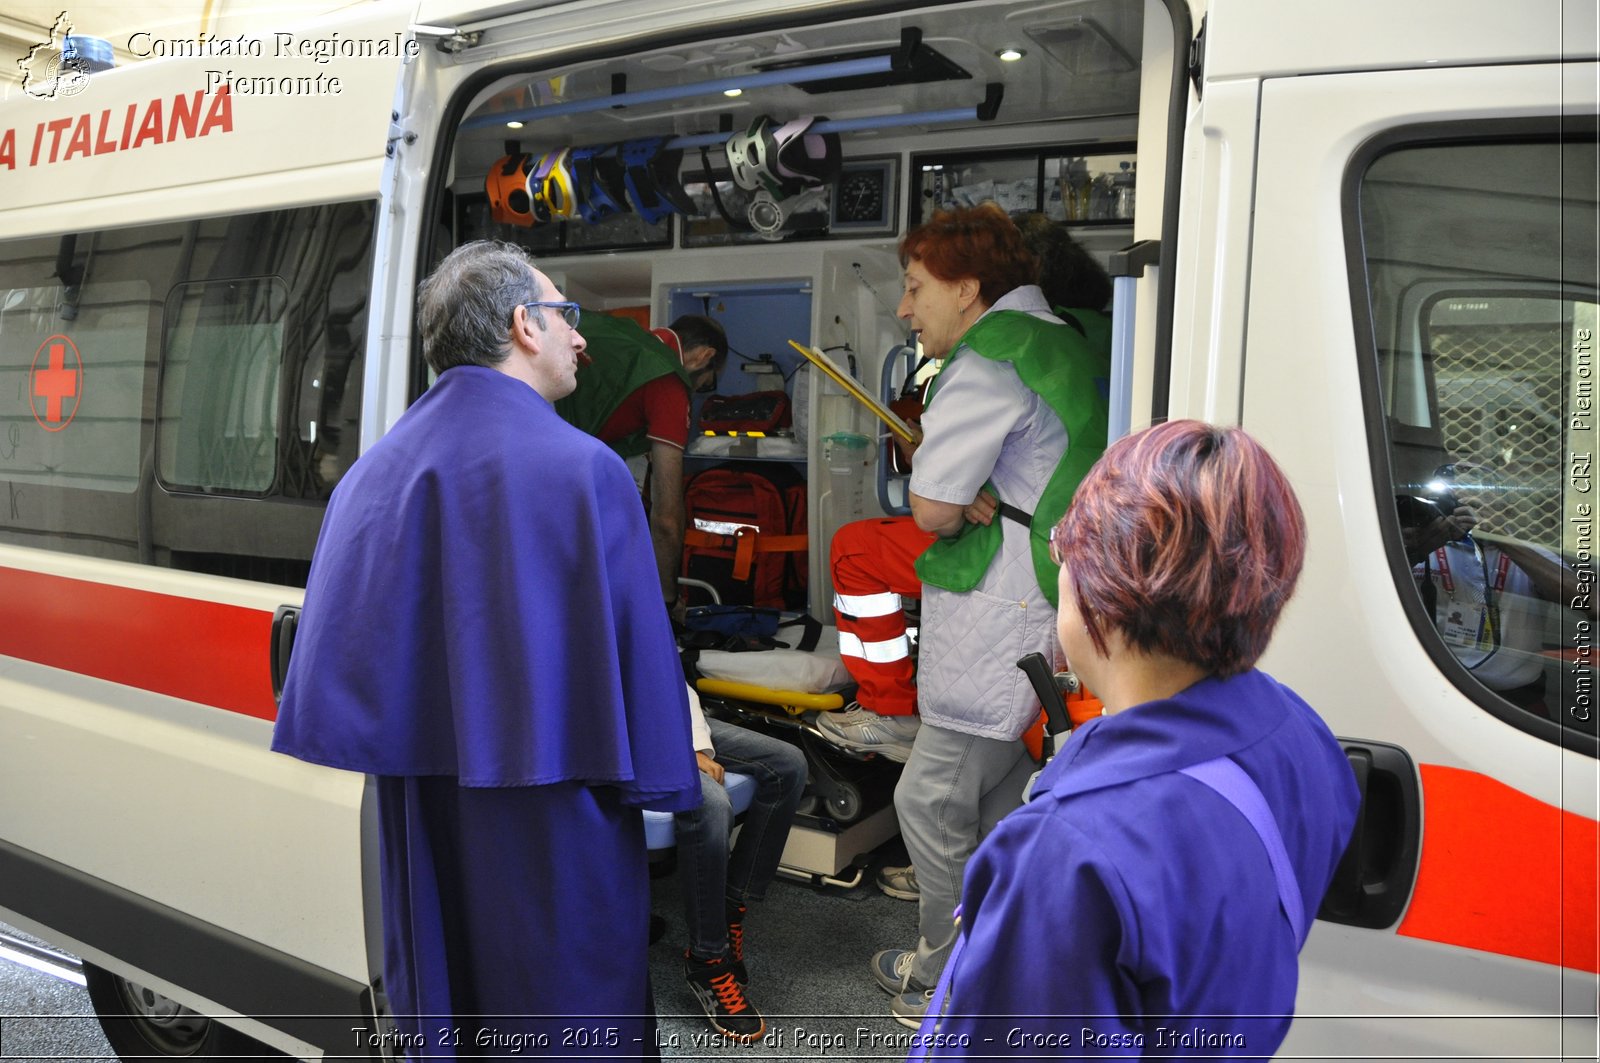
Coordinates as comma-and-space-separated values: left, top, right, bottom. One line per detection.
870, 948, 913, 994
815, 704, 920, 763
889, 981, 936, 1030
876, 864, 919, 901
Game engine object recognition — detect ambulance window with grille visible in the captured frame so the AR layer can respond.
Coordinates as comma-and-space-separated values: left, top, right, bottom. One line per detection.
1357, 133, 1598, 742
1428, 308, 1565, 544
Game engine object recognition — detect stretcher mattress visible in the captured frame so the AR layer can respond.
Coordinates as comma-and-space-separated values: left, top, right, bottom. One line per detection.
694, 625, 850, 694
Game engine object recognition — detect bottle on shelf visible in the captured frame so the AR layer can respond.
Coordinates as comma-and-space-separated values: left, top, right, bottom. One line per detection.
1089, 172, 1115, 220
825, 431, 871, 521
1113, 161, 1137, 220
1065, 158, 1092, 221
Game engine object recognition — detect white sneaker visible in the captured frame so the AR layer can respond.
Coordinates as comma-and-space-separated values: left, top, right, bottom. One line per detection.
876, 864, 919, 901
889, 982, 936, 1030
815, 704, 920, 763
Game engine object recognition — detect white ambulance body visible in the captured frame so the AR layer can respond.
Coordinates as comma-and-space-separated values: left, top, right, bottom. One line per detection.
0, 0, 1593, 1058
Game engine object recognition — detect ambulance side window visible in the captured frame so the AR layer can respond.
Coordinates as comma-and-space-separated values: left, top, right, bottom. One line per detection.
159, 277, 290, 494
0, 201, 376, 586
1356, 133, 1599, 741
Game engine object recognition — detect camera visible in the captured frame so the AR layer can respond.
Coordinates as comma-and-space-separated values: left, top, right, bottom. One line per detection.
1397, 463, 1463, 528
1416, 485, 1462, 521
1396, 464, 1470, 562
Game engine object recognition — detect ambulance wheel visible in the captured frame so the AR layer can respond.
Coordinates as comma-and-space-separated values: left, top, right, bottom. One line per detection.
827, 782, 863, 824
83, 963, 281, 1059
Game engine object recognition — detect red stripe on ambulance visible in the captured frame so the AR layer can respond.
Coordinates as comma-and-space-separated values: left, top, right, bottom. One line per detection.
0, 566, 276, 721
1399, 764, 1598, 973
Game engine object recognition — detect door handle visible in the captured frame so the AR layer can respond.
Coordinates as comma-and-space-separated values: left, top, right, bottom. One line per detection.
1317, 740, 1421, 930
270, 604, 300, 704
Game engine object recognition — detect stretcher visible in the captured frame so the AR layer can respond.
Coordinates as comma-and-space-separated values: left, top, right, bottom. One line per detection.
688, 629, 904, 886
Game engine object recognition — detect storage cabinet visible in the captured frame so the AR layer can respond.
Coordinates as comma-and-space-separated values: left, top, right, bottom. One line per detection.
911, 143, 1137, 225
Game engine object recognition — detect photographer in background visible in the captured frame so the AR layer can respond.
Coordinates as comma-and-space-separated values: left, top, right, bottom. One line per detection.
1401, 465, 1591, 711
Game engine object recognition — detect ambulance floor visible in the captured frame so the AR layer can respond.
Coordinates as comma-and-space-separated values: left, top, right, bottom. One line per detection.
647, 845, 921, 1060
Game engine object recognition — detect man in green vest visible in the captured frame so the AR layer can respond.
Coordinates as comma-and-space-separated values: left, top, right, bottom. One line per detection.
556, 313, 727, 619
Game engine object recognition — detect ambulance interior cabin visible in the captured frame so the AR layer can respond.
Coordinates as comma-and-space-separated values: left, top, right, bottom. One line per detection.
434, 0, 1151, 619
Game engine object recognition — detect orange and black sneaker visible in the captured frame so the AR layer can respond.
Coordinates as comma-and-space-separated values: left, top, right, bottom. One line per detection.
725, 901, 749, 984
683, 949, 765, 1042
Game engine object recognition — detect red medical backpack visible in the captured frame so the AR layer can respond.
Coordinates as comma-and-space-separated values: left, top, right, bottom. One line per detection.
682, 462, 807, 609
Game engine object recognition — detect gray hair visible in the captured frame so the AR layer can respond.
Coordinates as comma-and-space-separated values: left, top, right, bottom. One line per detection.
417, 240, 544, 373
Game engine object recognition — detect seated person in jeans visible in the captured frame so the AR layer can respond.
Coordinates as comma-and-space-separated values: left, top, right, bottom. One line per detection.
676, 686, 808, 1042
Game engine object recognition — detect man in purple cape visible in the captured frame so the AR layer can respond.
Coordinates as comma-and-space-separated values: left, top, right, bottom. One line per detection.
272, 241, 699, 1059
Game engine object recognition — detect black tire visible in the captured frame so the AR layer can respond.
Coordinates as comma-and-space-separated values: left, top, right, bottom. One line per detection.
82, 962, 286, 1060
827, 781, 863, 824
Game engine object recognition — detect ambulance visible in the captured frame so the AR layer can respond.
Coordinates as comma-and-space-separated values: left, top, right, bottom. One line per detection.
0, 0, 1594, 1058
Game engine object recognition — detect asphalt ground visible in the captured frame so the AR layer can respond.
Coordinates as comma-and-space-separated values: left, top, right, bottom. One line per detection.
0, 924, 115, 1062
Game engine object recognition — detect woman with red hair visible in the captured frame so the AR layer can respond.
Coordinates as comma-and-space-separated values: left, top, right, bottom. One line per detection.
913, 420, 1360, 1058
821, 203, 1112, 1027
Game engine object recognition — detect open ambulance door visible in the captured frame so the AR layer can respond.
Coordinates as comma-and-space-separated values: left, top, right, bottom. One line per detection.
1231, 6, 1598, 1057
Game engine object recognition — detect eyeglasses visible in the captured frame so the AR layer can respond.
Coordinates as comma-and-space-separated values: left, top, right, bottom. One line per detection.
520, 300, 582, 329
1048, 523, 1064, 567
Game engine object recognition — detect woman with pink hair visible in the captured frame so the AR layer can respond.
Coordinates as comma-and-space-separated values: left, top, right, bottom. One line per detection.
913, 420, 1360, 1058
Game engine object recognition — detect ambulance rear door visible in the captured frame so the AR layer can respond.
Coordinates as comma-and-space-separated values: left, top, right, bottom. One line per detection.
1223, 0, 1598, 1056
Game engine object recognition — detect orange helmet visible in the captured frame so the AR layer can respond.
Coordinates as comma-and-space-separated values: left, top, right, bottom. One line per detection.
485, 153, 537, 227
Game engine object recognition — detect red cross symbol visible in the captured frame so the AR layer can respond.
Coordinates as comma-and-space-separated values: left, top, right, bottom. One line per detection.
30, 334, 83, 432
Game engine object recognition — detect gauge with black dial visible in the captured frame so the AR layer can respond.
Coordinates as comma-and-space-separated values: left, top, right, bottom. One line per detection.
829, 160, 897, 232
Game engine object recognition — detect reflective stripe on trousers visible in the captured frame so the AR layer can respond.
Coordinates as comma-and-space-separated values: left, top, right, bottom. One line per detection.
829, 517, 931, 716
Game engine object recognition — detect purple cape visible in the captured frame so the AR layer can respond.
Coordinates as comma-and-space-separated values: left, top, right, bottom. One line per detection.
272, 365, 698, 1057
272, 365, 697, 802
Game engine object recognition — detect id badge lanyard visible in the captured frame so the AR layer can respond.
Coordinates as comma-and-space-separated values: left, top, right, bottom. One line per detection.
1434, 539, 1511, 666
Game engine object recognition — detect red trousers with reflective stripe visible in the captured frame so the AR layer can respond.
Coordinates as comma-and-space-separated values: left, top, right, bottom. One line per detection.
829, 517, 935, 717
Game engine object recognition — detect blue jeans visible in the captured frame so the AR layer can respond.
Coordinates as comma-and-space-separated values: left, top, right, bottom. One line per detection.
674, 718, 808, 959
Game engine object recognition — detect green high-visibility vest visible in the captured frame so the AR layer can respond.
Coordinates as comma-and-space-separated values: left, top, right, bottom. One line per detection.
554, 314, 694, 459
913, 308, 1110, 608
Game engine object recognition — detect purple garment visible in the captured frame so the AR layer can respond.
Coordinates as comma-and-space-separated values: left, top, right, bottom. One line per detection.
916, 669, 1359, 1059
377, 778, 661, 1059
272, 365, 699, 1057
272, 365, 698, 801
